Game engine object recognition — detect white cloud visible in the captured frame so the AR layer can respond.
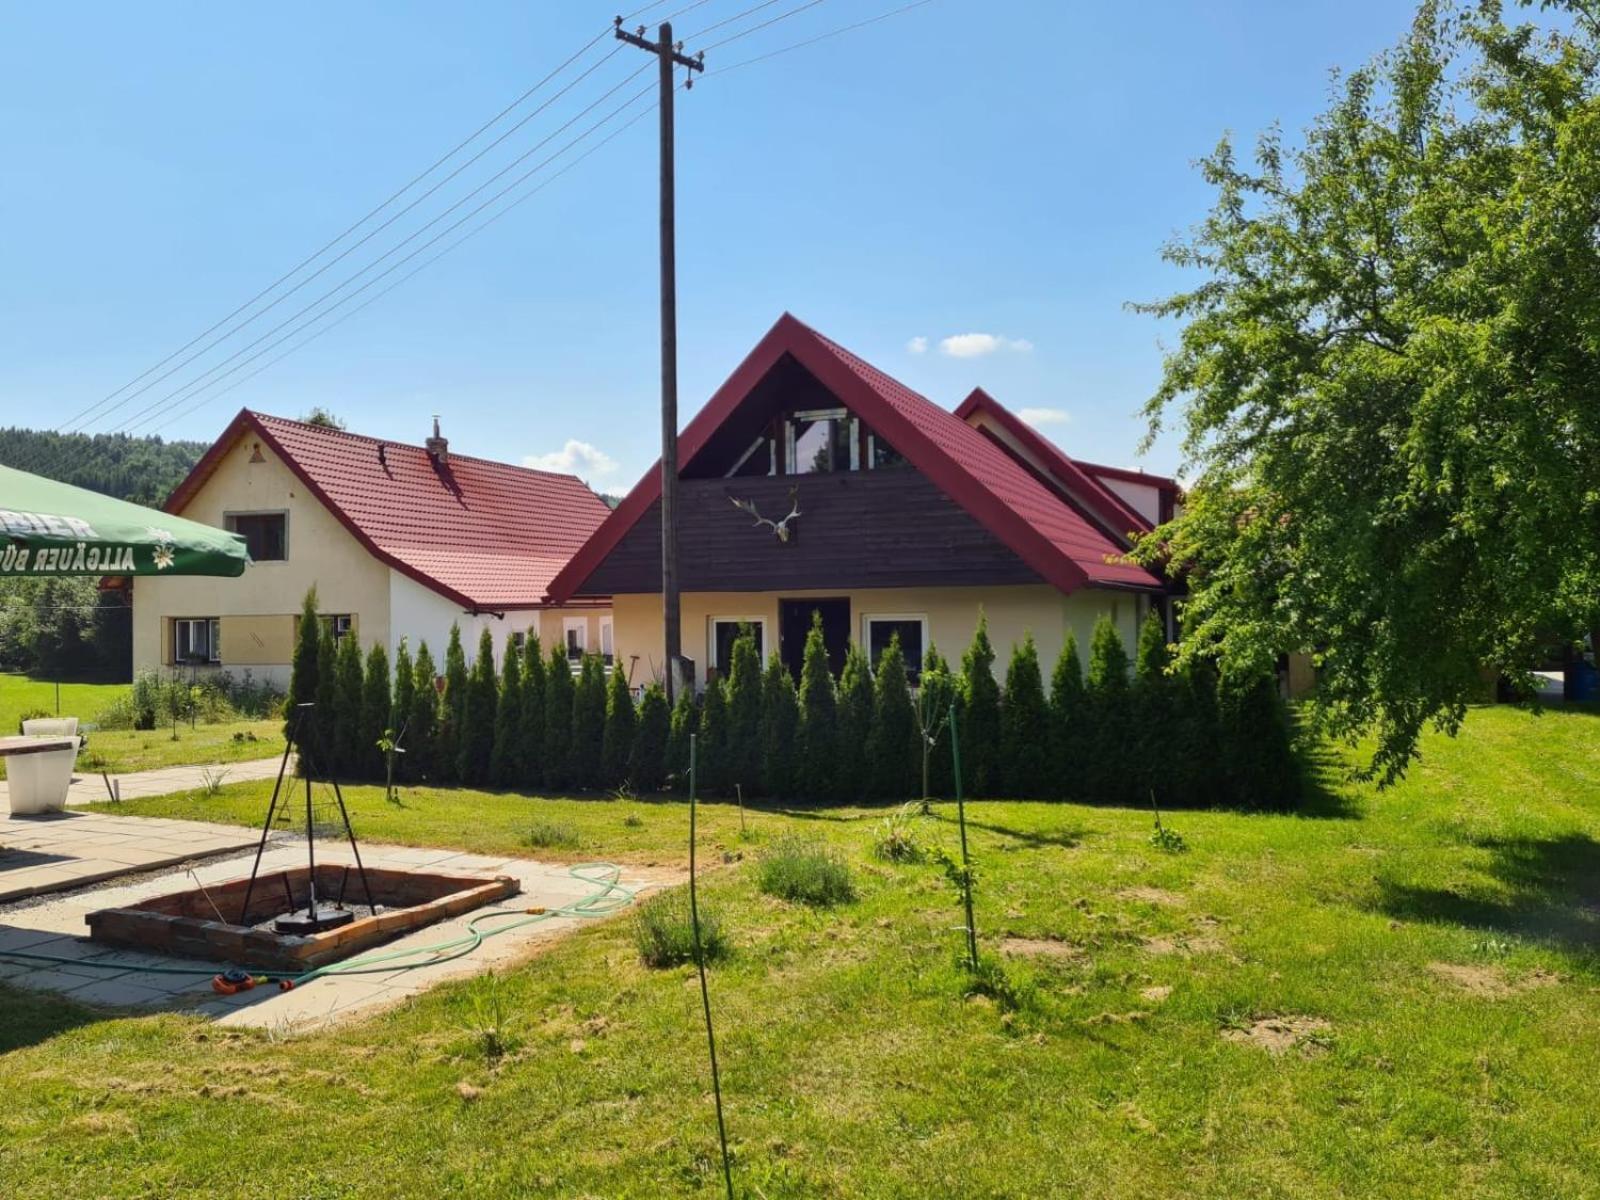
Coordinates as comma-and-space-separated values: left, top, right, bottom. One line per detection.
906, 336, 929, 354
523, 439, 618, 483
938, 333, 1033, 358
1019, 407, 1071, 427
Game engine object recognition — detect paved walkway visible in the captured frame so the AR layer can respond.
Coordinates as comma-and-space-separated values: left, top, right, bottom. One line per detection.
0, 809, 266, 903
54, 755, 287, 807
0, 841, 678, 1030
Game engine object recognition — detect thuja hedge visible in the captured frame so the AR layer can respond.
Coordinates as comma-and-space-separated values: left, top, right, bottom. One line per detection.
286, 588, 1299, 810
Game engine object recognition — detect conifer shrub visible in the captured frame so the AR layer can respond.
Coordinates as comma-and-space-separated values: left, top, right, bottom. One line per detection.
665, 683, 698, 790
392, 638, 417, 782
1048, 633, 1086, 800
601, 665, 636, 788
518, 635, 546, 788
436, 624, 468, 785
543, 642, 574, 790
359, 641, 392, 781
286, 587, 322, 772
759, 651, 800, 799
1086, 614, 1132, 802
489, 636, 523, 788
758, 836, 857, 907
958, 612, 1002, 796
333, 629, 365, 779
1132, 611, 1175, 803
1220, 670, 1299, 809
408, 640, 439, 782
1000, 632, 1051, 798
724, 627, 764, 795
458, 628, 499, 786
568, 653, 607, 790
835, 642, 873, 802
795, 611, 837, 802
867, 634, 919, 800
695, 676, 730, 795
630, 682, 670, 792
913, 645, 956, 800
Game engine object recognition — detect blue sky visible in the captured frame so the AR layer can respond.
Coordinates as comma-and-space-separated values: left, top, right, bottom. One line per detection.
0, 0, 1418, 492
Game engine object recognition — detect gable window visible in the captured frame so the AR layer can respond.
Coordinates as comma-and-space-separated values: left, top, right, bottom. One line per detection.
225, 511, 287, 562
708, 617, 766, 677
861, 614, 926, 684
173, 617, 221, 665
786, 409, 858, 474
867, 433, 907, 470
563, 617, 587, 662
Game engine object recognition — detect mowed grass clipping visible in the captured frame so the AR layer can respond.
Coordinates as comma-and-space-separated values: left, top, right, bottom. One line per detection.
6, 703, 1590, 1197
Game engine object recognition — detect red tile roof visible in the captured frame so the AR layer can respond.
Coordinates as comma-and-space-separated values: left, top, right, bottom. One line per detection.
166, 411, 611, 610
547, 314, 1166, 602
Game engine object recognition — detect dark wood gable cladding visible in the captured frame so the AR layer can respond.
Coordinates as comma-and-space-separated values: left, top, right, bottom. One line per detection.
576, 470, 1043, 594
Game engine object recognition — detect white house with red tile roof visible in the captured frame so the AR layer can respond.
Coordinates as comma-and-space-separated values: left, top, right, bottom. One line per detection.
546, 314, 1180, 689
130, 411, 612, 687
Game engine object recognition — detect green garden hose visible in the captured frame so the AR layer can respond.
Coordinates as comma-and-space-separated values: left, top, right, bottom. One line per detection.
0, 862, 639, 988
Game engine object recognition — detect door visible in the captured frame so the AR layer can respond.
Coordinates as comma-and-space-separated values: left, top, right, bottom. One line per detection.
779, 597, 850, 680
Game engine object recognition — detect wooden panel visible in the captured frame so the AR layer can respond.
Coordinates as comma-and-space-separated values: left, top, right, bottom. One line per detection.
577, 470, 1042, 595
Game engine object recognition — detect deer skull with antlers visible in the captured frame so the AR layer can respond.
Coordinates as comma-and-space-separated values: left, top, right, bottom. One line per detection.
729, 487, 802, 543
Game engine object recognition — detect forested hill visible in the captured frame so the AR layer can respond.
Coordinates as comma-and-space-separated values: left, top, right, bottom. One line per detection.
0, 428, 207, 505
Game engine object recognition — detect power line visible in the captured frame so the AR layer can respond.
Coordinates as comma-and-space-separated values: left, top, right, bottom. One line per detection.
709, 0, 938, 74
109, 66, 657, 436
693, 0, 829, 51
150, 103, 662, 436
73, 47, 635, 437
119, 0, 944, 435
58, 28, 632, 437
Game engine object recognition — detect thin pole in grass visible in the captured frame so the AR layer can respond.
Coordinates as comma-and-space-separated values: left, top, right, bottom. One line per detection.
950, 703, 978, 972
689, 733, 735, 1200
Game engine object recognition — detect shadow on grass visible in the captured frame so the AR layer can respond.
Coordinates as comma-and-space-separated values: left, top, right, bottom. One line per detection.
925, 810, 1085, 850
1373, 832, 1600, 956
0, 980, 105, 1054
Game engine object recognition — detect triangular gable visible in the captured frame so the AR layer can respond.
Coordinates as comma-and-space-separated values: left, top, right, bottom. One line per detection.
547, 315, 1165, 602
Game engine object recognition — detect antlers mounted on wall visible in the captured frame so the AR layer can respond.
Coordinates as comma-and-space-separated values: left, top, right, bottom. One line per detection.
729, 487, 802, 543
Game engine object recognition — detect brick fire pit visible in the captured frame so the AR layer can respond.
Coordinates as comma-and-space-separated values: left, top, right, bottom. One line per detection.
86, 864, 520, 972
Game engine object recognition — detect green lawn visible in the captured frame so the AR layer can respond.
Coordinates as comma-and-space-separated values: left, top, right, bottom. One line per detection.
0, 672, 122, 733
3, 704, 1598, 1197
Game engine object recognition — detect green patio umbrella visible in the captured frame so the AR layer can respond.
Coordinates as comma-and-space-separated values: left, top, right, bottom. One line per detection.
0, 463, 247, 577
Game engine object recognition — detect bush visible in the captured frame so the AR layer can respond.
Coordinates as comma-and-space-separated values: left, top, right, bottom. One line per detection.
665, 684, 698, 791
95, 669, 273, 732
872, 801, 925, 863
795, 611, 837, 801
543, 642, 574, 790
523, 819, 580, 850
629, 682, 670, 791
518, 635, 546, 787
436, 624, 468, 785
724, 628, 764, 794
360, 642, 392, 781
758, 836, 857, 906
568, 653, 607, 789
490, 635, 523, 788
633, 891, 729, 968
1000, 632, 1051, 798
759, 650, 799, 798
458, 628, 499, 786
600, 665, 636, 788
1086, 615, 1132, 802
958, 612, 1002, 796
835, 643, 873, 802
1048, 634, 1086, 799
695, 676, 730, 795
916, 645, 956, 800
407, 640, 439, 782
867, 634, 919, 800
15, 707, 51, 734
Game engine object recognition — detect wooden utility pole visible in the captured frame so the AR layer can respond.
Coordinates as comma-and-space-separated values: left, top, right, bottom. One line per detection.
616, 17, 703, 702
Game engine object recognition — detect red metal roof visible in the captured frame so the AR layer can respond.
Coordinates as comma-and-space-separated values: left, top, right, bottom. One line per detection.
165, 410, 611, 610
547, 315, 1166, 602
953, 387, 1156, 538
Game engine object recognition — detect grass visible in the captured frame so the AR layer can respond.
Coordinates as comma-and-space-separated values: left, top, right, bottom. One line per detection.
758, 835, 858, 906
1, 673, 284, 777
633, 890, 729, 967
0, 703, 1592, 1196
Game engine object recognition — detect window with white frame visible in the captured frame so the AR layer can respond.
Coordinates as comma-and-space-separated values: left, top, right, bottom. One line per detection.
785, 408, 858, 474
173, 617, 221, 664
321, 614, 354, 643
707, 617, 765, 676
861, 614, 927, 683
599, 616, 614, 666
563, 616, 587, 662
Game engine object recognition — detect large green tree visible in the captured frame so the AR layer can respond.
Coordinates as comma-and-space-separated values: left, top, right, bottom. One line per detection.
1133, 0, 1600, 778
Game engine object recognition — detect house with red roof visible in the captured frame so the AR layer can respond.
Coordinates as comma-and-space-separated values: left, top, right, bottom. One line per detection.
131, 411, 612, 687
545, 314, 1181, 689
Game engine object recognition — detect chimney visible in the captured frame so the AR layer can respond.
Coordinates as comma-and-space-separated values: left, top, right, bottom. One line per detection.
425, 416, 449, 466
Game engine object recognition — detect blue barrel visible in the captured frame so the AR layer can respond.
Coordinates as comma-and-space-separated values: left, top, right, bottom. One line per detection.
1571, 661, 1599, 702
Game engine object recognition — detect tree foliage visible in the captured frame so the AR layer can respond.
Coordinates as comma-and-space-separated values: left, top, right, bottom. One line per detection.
724, 627, 765, 794
490, 637, 523, 788
543, 644, 574, 790
458, 628, 498, 786
436, 625, 468, 784
630, 682, 670, 792
1133, 0, 1600, 778
1000, 633, 1051, 798
601, 664, 636, 789
867, 634, 919, 800
835, 642, 874, 802
957, 612, 1002, 796
795, 611, 837, 801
